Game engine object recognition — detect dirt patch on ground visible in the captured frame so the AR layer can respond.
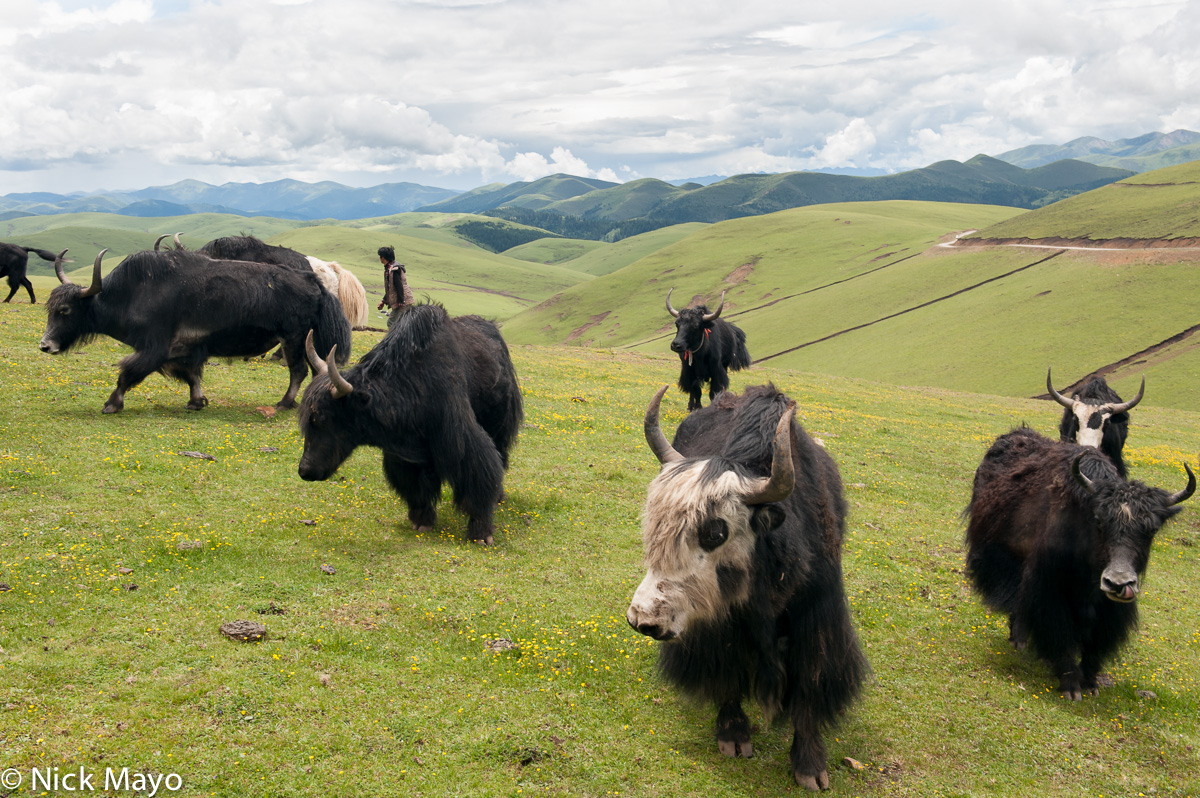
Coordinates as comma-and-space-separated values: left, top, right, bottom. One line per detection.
566, 311, 611, 342
957, 236, 1200, 249
725, 256, 759, 284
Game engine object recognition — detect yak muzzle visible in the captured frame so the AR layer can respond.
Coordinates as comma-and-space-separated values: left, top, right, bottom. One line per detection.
38, 338, 60, 354
1101, 573, 1139, 603
626, 608, 676, 641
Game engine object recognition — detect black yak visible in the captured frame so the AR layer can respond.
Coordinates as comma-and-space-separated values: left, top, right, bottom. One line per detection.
200, 235, 369, 327
298, 303, 523, 545
0, 242, 62, 303
628, 384, 866, 790
1047, 368, 1143, 478
965, 427, 1194, 699
38, 248, 350, 413
666, 289, 751, 411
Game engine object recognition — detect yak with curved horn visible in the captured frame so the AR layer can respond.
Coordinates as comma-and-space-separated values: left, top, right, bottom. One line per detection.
298, 303, 523, 545
0, 241, 67, 303
966, 426, 1194, 699
39, 247, 349, 413
628, 383, 865, 790
665, 288, 751, 411
1047, 368, 1144, 477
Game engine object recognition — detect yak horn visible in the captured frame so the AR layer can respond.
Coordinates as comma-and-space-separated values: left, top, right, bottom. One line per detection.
1046, 368, 1075, 410
304, 330, 354, 399
742, 402, 797, 505
53, 249, 70, 283
304, 330, 327, 375
80, 250, 106, 298
644, 385, 684, 464
1168, 462, 1196, 506
1105, 376, 1145, 414
173, 232, 183, 250
153, 234, 170, 251
1071, 453, 1097, 494
665, 288, 680, 318
702, 291, 726, 322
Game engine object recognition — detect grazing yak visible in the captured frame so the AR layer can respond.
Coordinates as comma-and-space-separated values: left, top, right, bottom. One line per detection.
298, 303, 523, 545
665, 289, 751, 411
1047, 368, 1144, 478
199, 235, 369, 328
1, 242, 62, 303
965, 427, 1194, 699
628, 384, 866, 790
38, 248, 350, 413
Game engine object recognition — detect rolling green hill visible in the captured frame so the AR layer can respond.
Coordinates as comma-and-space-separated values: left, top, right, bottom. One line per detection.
964, 160, 1200, 242
996, 129, 1200, 172
419, 174, 619, 214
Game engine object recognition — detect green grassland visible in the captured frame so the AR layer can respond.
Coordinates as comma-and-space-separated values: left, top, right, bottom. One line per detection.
966, 161, 1200, 241
554, 224, 709, 277
3, 301, 1200, 797
504, 238, 607, 266
500, 201, 1024, 349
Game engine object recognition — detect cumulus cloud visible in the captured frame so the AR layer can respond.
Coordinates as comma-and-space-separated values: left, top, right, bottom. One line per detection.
0, 0, 1198, 192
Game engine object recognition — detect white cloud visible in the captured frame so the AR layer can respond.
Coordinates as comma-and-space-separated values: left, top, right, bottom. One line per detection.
0, 0, 1198, 192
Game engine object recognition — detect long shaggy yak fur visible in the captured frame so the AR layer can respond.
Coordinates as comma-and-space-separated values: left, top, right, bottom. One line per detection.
298, 302, 522, 544
641, 385, 866, 788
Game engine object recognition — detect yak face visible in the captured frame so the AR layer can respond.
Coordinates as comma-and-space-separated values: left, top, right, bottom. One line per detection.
1049, 370, 1142, 451
627, 385, 796, 641
627, 460, 787, 641
1066, 404, 1124, 450
669, 309, 711, 364
297, 333, 360, 481
1074, 457, 1194, 603
39, 283, 94, 354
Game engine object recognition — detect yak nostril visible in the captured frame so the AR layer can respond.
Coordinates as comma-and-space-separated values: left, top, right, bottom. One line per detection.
636, 623, 664, 640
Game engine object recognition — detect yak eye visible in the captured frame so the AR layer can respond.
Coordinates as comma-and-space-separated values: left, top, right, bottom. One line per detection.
59, 306, 72, 316
698, 519, 728, 551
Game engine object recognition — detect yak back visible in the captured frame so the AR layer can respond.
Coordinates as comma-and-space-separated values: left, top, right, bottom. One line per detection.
660, 385, 863, 722
199, 235, 312, 271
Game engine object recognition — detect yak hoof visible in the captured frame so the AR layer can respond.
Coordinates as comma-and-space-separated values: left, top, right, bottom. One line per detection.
717, 739, 753, 758
413, 524, 434, 533
102, 403, 123, 414
275, 398, 296, 410
472, 535, 495, 546
1060, 688, 1083, 701
794, 769, 830, 791
186, 397, 209, 410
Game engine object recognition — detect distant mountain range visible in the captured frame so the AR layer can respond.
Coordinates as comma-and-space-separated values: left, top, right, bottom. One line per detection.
0, 178, 459, 221
995, 129, 1200, 172
414, 156, 1132, 241
4, 130, 1192, 227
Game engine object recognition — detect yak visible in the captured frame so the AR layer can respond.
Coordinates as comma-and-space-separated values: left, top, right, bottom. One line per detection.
628, 384, 866, 790
199, 235, 369, 328
298, 302, 523, 545
666, 289, 751, 411
1047, 368, 1143, 478
1, 242, 62, 303
965, 426, 1194, 699
38, 248, 350, 413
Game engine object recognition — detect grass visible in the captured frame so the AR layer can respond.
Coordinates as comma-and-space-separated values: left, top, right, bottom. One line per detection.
967, 160, 1200, 241
3, 300, 1200, 796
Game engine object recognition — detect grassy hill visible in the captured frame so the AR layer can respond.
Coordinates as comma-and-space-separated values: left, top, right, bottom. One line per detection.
964, 160, 1200, 242
3, 300, 1199, 797
419, 174, 619, 214
996, 130, 1200, 172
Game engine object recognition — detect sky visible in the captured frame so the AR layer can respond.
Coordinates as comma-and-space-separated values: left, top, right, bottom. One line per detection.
1, 0, 1197, 194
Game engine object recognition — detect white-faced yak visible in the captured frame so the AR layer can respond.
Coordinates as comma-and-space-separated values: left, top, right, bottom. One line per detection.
627, 384, 866, 790
38, 248, 350, 413
1046, 368, 1144, 478
965, 427, 1194, 699
1, 241, 63, 303
665, 289, 751, 411
298, 303, 523, 545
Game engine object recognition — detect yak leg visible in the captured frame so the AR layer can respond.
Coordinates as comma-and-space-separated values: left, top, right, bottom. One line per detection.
1023, 565, 1085, 699
4, 276, 34, 303
438, 418, 505, 545
382, 454, 441, 532
275, 339, 309, 409
162, 354, 208, 410
1008, 615, 1028, 651
715, 700, 753, 758
790, 711, 830, 791
708, 368, 730, 403
104, 348, 168, 414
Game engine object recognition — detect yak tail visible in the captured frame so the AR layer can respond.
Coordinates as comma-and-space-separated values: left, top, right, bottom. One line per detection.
328, 261, 369, 328
730, 326, 752, 371
26, 248, 62, 263
312, 289, 352, 367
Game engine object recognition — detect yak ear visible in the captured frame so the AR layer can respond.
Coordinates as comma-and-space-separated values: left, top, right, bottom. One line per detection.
750, 505, 785, 535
